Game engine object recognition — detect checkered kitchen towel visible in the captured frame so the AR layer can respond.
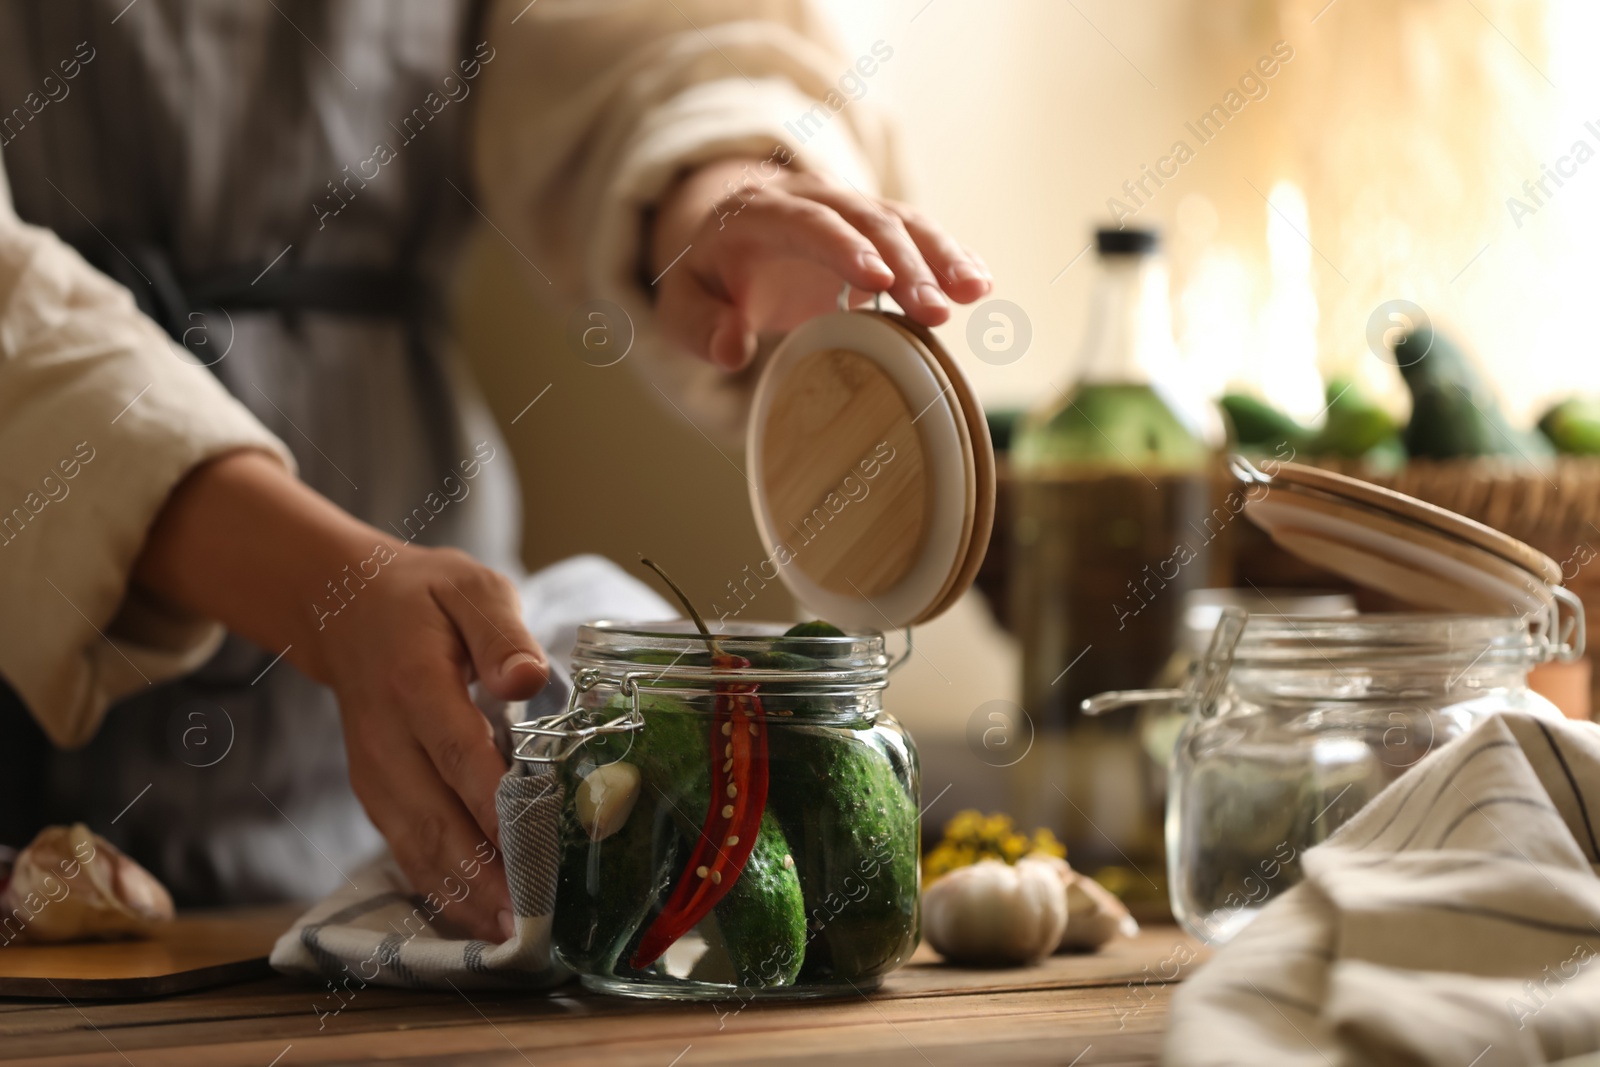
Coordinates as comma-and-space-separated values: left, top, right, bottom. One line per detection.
269, 762, 570, 991
270, 554, 674, 991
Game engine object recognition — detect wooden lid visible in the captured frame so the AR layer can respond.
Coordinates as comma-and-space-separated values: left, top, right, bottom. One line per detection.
876, 311, 997, 622
1267, 461, 1562, 585
1248, 487, 1554, 617
746, 310, 994, 630
1241, 459, 1561, 616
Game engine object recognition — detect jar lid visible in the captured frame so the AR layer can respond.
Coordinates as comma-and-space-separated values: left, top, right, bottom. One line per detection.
1234, 457, 1583, 659
745, 308, 995, 630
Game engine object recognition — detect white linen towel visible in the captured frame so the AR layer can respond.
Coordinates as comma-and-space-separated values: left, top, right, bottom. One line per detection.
1166, 711, 1600, 1067
270, 554, 674, 991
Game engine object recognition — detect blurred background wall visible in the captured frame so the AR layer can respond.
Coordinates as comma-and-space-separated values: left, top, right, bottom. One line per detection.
454, 0, 1594, 809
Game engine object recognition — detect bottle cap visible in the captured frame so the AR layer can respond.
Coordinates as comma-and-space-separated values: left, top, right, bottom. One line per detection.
1096, 228, 1159, 256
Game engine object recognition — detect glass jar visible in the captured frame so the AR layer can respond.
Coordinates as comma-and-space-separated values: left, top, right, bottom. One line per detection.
518, 621, 919, 1000
1163, 612, 1564, 944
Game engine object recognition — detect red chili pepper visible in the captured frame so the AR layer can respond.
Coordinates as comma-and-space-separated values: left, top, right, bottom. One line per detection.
629, 652, 769, 969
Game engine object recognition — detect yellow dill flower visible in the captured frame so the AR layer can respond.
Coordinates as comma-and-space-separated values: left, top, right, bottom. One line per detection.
980, 813, 1014, 842
944, 810, 985, 843
1030, 828, 1067, 859
1000, 834, 1028, 862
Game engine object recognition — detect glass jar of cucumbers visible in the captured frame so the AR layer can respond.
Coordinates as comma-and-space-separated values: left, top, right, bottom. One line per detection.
521, 620, 920, 1000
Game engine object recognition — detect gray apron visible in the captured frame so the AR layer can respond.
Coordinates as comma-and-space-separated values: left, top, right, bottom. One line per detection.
0, 0, 524, 905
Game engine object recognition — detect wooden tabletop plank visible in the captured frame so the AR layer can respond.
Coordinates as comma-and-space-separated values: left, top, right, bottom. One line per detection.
0, 926, 1201, 1066
1, 985, 1175, 1067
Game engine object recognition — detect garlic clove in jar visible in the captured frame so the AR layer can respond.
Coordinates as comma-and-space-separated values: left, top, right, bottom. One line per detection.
575, 761, 642, 840
922, 856, 1069, 966
0, 824, 174, 943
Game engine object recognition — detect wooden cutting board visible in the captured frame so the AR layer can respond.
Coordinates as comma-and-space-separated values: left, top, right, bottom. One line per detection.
0, 905, 298, 999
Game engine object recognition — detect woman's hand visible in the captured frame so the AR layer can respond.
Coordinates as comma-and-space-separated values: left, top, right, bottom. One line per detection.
650, 157, 993, 370
134, 451, 547, 941
315, 544, 547, 942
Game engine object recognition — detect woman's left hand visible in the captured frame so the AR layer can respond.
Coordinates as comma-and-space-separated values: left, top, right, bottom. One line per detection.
650, 157, 993, 371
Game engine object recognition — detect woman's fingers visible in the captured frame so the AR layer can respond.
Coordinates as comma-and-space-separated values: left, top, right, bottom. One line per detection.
344, 708, 513, 941
676, 176, 992, 357
656, 268, 753, 371
889, 203, 993, 305
673, 192, 895, 369
395, 652, 513, 855
434, 558, 549, 701
706, 192, 896, 296
800, 186, 953, 324
653, 158, 992, 366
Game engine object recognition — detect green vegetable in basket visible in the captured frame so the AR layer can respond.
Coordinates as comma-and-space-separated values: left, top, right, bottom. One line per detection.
1310, 379, 1402, 460
1220, 393, 1311, 452
1395, 326, 1552, 461
1538, 397, 1600, 455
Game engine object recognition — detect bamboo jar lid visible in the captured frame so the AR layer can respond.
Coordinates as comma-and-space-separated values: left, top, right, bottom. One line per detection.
1239, 459, 1564, 619
746, 309, 995, 630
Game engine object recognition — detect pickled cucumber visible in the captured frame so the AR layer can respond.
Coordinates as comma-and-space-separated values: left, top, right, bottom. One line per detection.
766, 725, 920, 981
552, 633, 913, 990
714, 809, 806, 987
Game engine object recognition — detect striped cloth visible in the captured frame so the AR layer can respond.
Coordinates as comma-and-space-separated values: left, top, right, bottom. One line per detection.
269, 554, 675, 991
1167, 711, 1600, 1067
268, 763, 571, 992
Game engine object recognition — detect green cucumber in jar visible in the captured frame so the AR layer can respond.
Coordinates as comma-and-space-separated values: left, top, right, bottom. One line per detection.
765, 725, 920, 982
611, 690, 810, 985
624, 691, 712, 808
711, 809, 806, 988
752, 620, 847, 716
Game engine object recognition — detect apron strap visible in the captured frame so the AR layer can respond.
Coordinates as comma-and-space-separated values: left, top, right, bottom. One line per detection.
68, 237, 435, 350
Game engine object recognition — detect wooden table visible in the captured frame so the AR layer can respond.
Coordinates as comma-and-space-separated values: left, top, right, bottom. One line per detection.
0, 921, 1203, 1066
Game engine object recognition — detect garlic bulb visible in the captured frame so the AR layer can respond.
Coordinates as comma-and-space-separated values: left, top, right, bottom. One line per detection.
922, 856, 1069, 966
1023, 852, 1139, 951
0, 824, 174, 943
574, 761, 641, 840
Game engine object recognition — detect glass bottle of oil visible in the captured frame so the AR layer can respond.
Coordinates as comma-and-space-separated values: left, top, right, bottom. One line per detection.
1009, 228, 1218, 900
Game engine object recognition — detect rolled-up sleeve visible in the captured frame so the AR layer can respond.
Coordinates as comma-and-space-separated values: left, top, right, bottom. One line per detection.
474, 0, 904, 441
0, 160, 294, 749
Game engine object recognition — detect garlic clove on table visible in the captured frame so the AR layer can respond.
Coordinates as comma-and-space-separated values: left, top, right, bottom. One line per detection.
1024, 852, 1139, 951
1060, 867, 1140, 950
0, 824, 174, 943
922, 856, 1069, 966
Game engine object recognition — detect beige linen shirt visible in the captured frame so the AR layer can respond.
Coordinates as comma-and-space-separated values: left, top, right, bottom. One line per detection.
0, 0, 896, 750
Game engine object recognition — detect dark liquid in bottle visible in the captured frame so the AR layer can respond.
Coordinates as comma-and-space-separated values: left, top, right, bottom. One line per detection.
1009, 464, 1219, 877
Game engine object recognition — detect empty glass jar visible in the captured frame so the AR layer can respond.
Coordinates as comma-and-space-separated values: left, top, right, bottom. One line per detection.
1165, 612, 1565, 943
1087, 600, 1582, 944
